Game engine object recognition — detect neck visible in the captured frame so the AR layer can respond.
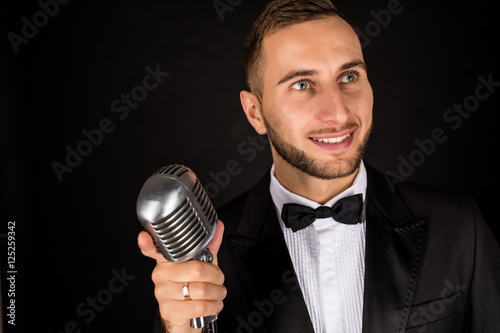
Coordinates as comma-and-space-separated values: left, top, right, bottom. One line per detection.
273, 160, 359, 205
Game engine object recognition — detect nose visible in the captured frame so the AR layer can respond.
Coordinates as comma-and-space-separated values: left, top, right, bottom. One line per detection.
315, 84, 350, 125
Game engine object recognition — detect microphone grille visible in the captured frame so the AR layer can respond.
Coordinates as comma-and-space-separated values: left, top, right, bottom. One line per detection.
137, 165, 218, 262
153, 164, 190, 177
150, 197, 208, 261
192, 178, 217, 227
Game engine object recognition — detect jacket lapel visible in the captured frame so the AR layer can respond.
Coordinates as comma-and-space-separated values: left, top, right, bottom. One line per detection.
362, 165, 427, 332
227, 173, 315, 333
225, 164, 427, 333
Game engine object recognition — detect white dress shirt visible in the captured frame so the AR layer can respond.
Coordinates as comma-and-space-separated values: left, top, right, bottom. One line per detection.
269, 161, 367, 333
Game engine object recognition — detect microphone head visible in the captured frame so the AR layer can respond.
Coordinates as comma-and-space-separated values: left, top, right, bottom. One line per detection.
136, 165, 218, 262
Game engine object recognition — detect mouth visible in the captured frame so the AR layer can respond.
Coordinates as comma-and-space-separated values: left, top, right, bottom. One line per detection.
310, 133, 351, 143
308, 130, 355, 151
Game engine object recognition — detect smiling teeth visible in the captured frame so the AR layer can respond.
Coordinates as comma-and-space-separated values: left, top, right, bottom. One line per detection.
313, 133, 351, 143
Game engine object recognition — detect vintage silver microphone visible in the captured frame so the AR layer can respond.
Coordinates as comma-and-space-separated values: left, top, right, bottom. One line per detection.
136, 164, 219, 330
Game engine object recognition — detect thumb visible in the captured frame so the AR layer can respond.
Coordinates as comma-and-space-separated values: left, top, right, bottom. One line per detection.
137, 230, 170, 263
208, 220, 224, 266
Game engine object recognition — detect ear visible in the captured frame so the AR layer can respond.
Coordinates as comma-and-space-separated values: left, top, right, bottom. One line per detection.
240, 90, 267, 135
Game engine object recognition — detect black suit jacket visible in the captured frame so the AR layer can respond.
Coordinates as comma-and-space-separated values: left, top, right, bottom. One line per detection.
213, 164, 500, 333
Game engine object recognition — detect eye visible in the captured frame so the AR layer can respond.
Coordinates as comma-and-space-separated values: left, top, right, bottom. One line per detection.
340, 72, 357, 83
291, 80, 311, 91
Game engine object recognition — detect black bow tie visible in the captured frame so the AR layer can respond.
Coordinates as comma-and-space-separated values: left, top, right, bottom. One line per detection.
281, 194, 363, 232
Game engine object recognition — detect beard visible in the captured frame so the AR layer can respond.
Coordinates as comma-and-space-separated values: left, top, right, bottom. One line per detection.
263, 117, 372, 180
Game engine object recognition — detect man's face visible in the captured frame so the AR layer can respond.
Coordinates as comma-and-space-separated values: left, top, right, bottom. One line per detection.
254, 16, 373, 180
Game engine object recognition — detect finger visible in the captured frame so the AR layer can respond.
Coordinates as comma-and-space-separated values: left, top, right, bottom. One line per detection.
155, 281, 227, 302
159, 300, 224, 328
208, 220, 224, 266
137, 231, 169, 263
152, 260, 225, 285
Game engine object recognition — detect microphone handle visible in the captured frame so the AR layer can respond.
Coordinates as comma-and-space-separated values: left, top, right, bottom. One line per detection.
190, 248, 219, 331
205, 320, 218, 333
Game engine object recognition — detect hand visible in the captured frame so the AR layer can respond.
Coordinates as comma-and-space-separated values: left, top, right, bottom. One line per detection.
138, 220, 226, 333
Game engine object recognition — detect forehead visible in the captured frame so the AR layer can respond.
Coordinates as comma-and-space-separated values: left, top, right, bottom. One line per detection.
261, 16, 363, 77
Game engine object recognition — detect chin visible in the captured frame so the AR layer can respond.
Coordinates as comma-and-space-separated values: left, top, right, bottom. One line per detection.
306, 156, 362, 180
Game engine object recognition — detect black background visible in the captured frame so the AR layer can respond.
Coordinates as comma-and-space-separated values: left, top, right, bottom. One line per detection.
1, 0, 499, 332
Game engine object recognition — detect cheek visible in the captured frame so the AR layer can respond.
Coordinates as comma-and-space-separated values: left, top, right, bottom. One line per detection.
345, 87, 373, 125
263, 99, 307, 135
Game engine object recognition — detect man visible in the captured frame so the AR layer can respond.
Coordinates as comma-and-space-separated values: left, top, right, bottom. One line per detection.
138, 1, 500, 332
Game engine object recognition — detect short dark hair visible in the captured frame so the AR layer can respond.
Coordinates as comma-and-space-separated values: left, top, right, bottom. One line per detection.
242, 0, 341, 101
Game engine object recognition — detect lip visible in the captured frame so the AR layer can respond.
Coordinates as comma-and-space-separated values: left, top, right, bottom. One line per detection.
308, 129, 355, 151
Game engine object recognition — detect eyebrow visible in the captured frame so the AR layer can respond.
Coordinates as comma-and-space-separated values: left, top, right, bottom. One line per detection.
340, 60, 367, 72
277, 69, 318, 86
276, 59, 367, 86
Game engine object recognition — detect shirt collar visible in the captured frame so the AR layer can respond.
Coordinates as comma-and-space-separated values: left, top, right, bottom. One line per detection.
269, 161, 367, 217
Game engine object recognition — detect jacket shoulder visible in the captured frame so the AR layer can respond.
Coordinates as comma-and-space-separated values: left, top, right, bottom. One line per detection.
217, 189, 251, 233
367, 163, 476, 218
216, 171, 272, 237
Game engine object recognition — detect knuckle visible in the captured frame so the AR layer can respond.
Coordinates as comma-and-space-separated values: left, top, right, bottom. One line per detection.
151, 266, 163, 283
151, 262, 173, 284
153, 284, 167, 301
153, 287, 161, 300
159, 301, 176, 317
192, 301, 209, 314
189, 261, 205, 280
218, 268, 226, 285
193, 283, 208, 299
220, 285, 228, 300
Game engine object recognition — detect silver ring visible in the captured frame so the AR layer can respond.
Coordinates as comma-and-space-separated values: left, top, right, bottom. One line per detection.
182, 283, 191, 300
